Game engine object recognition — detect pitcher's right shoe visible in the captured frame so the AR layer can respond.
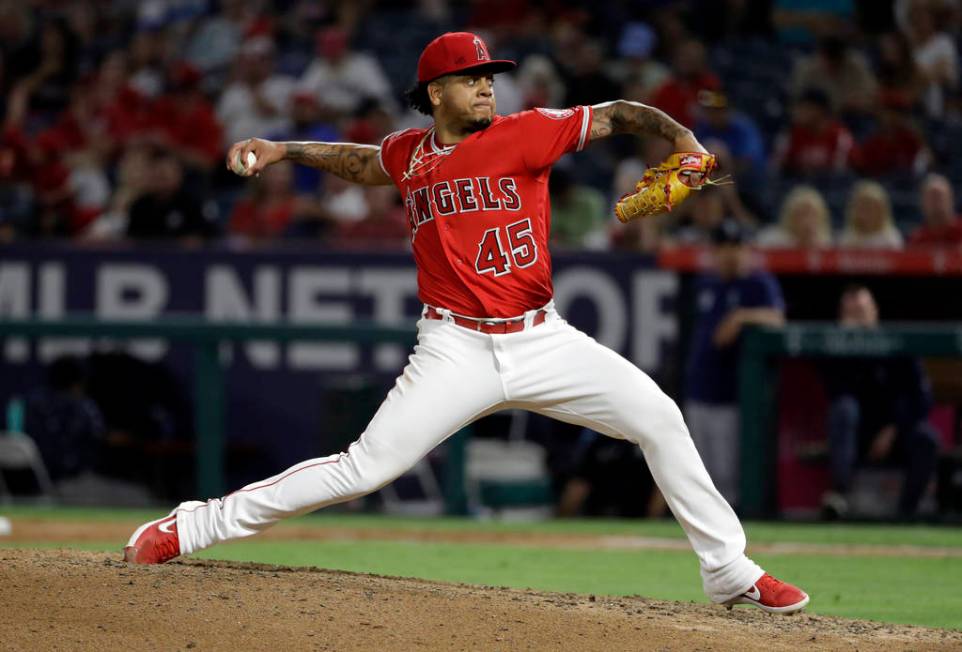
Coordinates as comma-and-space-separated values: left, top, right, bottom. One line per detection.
123, 509, 181, 564
724, 573, 810, 614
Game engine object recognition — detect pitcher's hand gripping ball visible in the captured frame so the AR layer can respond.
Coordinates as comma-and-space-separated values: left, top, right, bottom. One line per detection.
231, 150, 258, 176
614, 152, 717, 223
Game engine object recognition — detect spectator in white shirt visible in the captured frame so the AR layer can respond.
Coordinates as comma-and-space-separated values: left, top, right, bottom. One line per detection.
516, 54, 566, 109
217, 37, 295, 148
758, 185, 834, 249
839, 180, 904, 249
903, 0, 959, 118
183, 0, 252, 74
298, 26, 395, 115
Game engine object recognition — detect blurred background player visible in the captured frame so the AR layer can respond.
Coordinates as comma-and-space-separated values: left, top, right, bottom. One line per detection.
685, 219, 785, 506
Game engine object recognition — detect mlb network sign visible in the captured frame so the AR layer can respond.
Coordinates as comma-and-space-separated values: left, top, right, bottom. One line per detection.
0, 246, 679, 374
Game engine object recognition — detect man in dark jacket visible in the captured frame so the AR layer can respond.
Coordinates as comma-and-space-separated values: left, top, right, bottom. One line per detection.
821, 285, 939, 519
126, 153, 216, 242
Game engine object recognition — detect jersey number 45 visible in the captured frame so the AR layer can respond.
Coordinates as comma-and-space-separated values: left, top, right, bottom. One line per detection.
475, 218, 538, 277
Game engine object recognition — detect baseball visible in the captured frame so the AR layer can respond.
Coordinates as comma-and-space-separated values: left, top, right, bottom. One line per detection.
0, 516, 11, 537
232, 150, 257, 175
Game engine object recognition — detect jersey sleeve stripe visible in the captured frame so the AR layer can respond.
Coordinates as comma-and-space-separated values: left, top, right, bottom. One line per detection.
377, 130, 404, 179
576, 105, 590, 151
377, 145, 390, 178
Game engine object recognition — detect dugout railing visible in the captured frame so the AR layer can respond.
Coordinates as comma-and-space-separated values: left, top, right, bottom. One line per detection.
739, 323, 962, 518
7, 318, 959, 519
0, 317, 481, 512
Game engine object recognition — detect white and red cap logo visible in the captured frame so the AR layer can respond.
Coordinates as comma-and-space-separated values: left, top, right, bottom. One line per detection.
417, 32, 516, 83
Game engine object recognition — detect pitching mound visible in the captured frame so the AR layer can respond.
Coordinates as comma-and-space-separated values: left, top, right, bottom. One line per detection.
2, 549, 960, 651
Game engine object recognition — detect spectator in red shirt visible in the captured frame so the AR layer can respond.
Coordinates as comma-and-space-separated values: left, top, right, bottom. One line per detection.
909, 174, 962, 247
343, 99, 395, 145
649, 39, 721, 128
88, 52, 146, 155
335, 185, 410, 248
229, 161, 306, 242
850, 97, 930, 178
774, 88, 853, 177
149, 62, 223, 172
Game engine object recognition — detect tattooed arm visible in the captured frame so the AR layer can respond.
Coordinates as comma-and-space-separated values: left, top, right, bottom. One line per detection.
226, 138, 392, 186
590, 100, 708, 153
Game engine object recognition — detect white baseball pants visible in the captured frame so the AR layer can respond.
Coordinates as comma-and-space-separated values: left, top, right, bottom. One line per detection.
175, 305, 763, 603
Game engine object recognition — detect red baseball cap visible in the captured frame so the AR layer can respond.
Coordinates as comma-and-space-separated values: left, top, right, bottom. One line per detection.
417, 32, 516, 83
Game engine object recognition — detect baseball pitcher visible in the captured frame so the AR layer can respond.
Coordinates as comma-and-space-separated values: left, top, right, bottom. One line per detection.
125, 32, 808, 614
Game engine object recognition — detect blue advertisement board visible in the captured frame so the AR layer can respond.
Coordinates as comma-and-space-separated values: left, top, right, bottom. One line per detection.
0, 245, 679, 474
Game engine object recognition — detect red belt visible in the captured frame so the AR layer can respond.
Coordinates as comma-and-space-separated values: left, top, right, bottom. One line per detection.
424, 306, 547, 334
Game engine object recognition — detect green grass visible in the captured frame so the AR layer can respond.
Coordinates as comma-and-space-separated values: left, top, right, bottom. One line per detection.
3, 506, 962, 629
6, 505, 962, 547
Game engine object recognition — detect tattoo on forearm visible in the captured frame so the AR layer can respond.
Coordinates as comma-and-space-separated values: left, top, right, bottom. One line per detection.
591, 101, 690, 142
284, 142, 382, 184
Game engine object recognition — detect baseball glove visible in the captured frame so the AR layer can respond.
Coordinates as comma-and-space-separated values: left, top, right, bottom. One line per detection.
614, 152, 718, 223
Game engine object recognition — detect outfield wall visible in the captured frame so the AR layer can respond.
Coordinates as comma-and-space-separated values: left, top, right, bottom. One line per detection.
0, 245, 679, 481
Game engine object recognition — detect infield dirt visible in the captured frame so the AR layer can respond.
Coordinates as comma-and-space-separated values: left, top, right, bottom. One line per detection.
2, 547, 961, 652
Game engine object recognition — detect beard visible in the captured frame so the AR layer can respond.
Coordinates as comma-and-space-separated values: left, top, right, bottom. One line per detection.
463, 117, 492, 133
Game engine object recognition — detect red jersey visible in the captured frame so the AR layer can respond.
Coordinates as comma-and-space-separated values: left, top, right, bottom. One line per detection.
776, 121, 853, 175
379, 106, 592, 318
650, 73, 721, 128
909, 219, 962, 246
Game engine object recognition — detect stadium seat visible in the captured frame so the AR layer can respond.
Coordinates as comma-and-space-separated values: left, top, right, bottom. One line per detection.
465, 411, 554, 518
0, 432, 56, 504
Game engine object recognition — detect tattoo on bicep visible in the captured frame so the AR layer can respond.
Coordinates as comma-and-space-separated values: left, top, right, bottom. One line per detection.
590, 104, 615, 140
592, 101, 688, 142
286, 143, 378, 183
591, 117, 613, 139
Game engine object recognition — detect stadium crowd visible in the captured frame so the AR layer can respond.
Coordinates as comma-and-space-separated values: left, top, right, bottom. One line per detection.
2, 0, 962, 251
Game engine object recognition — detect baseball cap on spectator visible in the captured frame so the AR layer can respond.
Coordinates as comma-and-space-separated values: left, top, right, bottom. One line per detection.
417, 32, 516, 83
317, 26, 348, 60
618, 23, 656, 60
710, 219, 749, 245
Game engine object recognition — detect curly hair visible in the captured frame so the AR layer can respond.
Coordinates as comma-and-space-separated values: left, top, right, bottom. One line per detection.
404, 82, 433, 116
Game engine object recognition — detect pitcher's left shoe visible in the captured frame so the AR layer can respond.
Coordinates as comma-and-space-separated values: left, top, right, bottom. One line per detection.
123, 509, 181, 564
725, 573, 809, 614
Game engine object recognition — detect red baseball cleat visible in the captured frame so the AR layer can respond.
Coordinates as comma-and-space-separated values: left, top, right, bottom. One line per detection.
123, 509, 181, 564
724, 573, 810, 614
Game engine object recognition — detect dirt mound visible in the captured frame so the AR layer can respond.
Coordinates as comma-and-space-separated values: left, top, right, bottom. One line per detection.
2, 549, 960, 651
